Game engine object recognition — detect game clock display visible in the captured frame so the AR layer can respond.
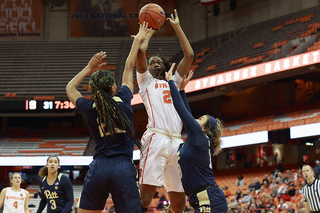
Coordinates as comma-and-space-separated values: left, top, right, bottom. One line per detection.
0, 100, 76, 113
26, 100, 75, 111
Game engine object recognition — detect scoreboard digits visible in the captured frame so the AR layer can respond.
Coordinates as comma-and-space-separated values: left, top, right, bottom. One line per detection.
25, 100, 75, 111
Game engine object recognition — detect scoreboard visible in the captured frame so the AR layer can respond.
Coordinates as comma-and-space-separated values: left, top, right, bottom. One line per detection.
0, 100, 76, 113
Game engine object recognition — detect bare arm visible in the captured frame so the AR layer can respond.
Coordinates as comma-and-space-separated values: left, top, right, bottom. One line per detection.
0, 188, 6, 208
66, 52, 107, 106
122, 22, 151, 92
136, 30, 156, 74
24, 191, 29, 213
167, 9, 194, 77
305, 201, 310, 213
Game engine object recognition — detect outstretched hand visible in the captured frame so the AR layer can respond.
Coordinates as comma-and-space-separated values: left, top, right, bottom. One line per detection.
131, 21, 153, 41
166, 9, 180, 27
87, 51, 107, 71
165, 63, 176, 81
179, 70, 194, 91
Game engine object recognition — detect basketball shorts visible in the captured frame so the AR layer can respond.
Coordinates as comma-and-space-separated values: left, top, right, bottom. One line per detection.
79, 155, 141, 213
139, 131, 184, 192
188, 186, 227, 213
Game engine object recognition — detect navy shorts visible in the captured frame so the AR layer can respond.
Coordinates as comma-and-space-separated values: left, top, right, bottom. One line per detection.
188, 186, 227, 213
79, 155, 141, 213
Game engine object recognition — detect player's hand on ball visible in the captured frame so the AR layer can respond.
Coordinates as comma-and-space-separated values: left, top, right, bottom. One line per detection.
165, 63, 176, 81
88, 51, 107, 71
167, 9, 180, 27
179, 70, 194, 91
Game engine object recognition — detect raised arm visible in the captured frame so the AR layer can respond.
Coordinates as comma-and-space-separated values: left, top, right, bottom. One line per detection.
167, 9, 194, 77
166, 65, 204, 141
122, 22, 151, 92
179, 70, 194, 113
136, 29, 155, 73
66, 52, 107, 106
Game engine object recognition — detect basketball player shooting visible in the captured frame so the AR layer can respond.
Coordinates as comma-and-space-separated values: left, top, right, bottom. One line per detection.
137, 8, 194, 213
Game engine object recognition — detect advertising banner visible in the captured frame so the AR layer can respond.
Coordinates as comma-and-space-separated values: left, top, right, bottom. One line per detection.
70, 0, 175, 37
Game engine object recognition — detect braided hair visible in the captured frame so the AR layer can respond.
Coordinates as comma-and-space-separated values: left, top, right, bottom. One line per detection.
89, 70, 142, 150
203, 116, 223, 156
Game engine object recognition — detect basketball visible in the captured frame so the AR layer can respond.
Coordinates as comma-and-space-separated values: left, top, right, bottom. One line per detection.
139, 3, 166, 30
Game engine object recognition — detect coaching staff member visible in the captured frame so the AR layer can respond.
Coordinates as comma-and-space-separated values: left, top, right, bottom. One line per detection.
302, 164, 320, 213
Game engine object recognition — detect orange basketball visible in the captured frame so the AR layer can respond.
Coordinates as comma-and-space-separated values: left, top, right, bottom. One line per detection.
139, 3, 165, 30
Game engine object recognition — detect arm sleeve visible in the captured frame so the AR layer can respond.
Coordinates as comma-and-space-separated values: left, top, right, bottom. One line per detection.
61, 176, 74, 213
179, 90, 191, 113
36, 181, 47, 213
168, 80, 206, 146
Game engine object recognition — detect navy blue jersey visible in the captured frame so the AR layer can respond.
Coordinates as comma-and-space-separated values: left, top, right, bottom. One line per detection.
37, 174, 74, 213
168, 80, 216, 196
76, 85, 135, 159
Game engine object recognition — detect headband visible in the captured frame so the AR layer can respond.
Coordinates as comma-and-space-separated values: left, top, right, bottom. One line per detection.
209, 116, 217, 132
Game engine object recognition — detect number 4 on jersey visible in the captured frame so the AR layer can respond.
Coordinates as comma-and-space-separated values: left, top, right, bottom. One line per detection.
13, 201, 18, 209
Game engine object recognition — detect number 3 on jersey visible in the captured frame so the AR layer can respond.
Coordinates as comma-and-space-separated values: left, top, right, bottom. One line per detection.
163, 90, 172, 104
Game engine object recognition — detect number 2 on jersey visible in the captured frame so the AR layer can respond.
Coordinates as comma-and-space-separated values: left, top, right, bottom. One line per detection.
163, 90, 172, 104
13, 201, 18, 209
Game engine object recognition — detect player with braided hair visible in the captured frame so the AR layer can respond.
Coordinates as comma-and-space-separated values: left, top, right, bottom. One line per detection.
66, 22, 151, 213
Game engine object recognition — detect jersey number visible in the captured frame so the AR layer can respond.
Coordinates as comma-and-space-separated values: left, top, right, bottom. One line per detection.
50, 199, 56, 210
13, 201, 18, 209
163, 90, 172, 104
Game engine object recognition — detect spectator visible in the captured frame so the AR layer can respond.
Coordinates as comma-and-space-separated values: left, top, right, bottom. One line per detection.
236, 175, 245, 186
262, 174, 269, 185
277, 179, 287, 195
254, 178, 261, 190
277, 198, 285, 209
260, 180, 271, 193
280, 190, 291, 202
242, 189, 253, 204
249, 179, 256, 191
293, 181, 299, 190
315, 160, 320, 179
269, 179, 278, 189
287, 202, 295, 213
281, 203, 288, 212
258, 199, 266, 209
288, 185, 295, 197
249, 203, 259, 213
228, 196, 238, 211
224, 186, 232, 198
235, 189, 243, 201
291, 189, 303, 204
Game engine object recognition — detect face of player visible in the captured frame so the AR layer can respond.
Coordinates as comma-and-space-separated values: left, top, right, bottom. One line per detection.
302, 165, 314, 180
11, 174, 22, 186
46, 157, 60, 173
148, 56, 166, 80
195, 115, 209, 131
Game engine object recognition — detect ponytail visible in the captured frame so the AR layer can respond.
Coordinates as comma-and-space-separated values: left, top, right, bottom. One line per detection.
38, 166, 48, 179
